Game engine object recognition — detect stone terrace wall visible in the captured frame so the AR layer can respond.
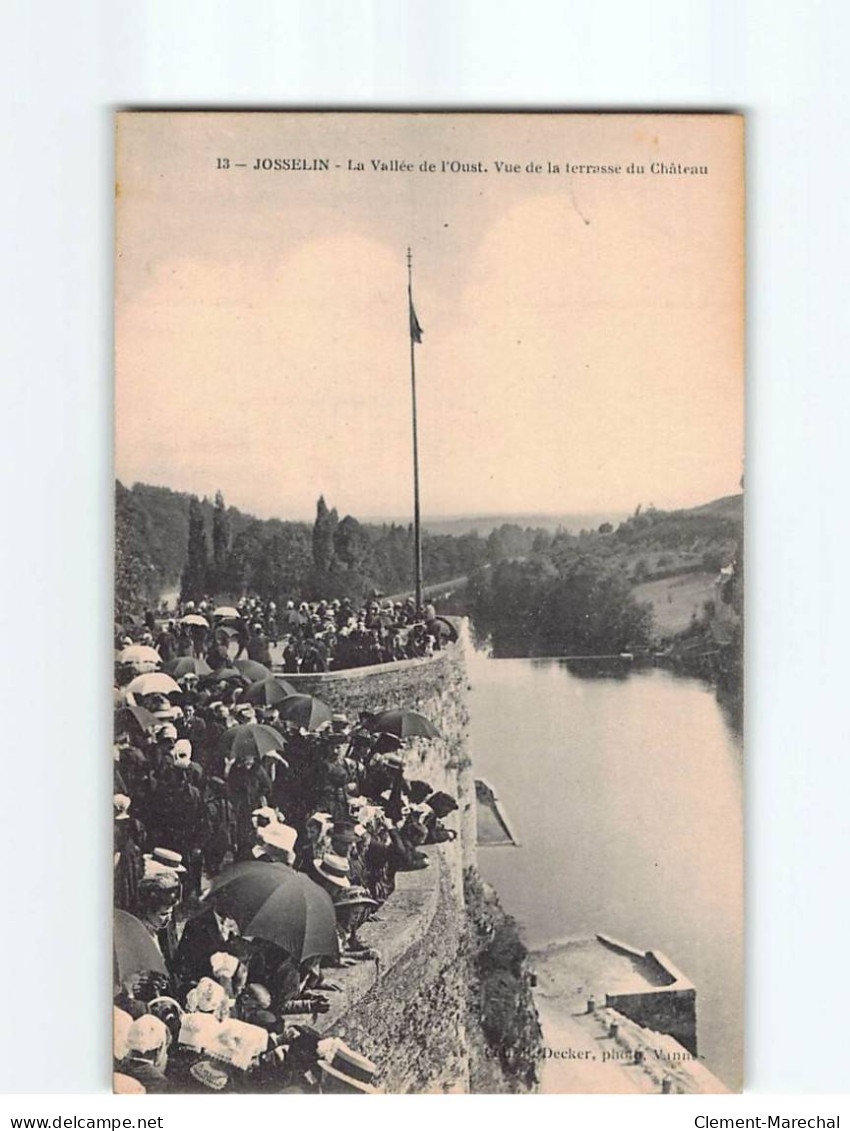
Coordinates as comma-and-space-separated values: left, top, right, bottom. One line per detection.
321, 843, 471, 1092
280, 645, 477, 872
279, 645, 486, 1090
275, 644, 540, 1091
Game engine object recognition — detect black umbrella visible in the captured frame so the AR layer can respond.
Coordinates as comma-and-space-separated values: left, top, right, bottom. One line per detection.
234, 659, 273, 682
245, 676, 298, 706
277, 694, 333, 731
369, 708, 440, 739
218, 723, 286, 761
200, 667, 246, 687
206, 862, 338, 963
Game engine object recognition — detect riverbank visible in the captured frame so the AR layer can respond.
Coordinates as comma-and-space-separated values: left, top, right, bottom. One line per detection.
469, 651, 743, 1091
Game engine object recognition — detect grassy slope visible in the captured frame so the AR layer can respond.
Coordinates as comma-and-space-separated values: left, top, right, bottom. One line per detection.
632, 571, 718, 636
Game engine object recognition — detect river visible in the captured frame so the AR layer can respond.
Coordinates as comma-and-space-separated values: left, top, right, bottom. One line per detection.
467, 646, 743, 1091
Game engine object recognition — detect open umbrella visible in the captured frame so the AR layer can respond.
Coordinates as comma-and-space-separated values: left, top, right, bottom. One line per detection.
114, 909, 167, 987
180, 614, 210, 628
219, 723, 286, 761
213, 606, 240, 620
165, 656, 212, 678
118, 644, 162, 666
369, 708, 440, 739
116, 703, 159, 736
234, 659, 273, 682
206, 862, 338, 963
200, 667, 246, 687
245, 676, 297, 707
126, 672, 182, 698
276, 694, 333, 731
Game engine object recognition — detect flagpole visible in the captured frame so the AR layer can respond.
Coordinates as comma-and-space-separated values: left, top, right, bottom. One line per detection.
407, 246, 423, 612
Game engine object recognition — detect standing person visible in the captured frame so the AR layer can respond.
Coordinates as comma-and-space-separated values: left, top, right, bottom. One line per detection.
176, 624, 194, 657
282, 636, 301, 673
266, 603, 278, 646
114, 794, 145, 912
227, 752, 272, 860
189, 622, 207, 659
206, 629, 231, 672
201, 775, 235, 878
147, 762, 206, 900
155, 621, 177, 664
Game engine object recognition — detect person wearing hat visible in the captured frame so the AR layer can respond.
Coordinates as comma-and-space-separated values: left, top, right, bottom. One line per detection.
148, 722, 178, 780
309, 852, 351, 898
423, 790, 459, 843
178, 699, 206, 750
317, 1040, 378, 1094
200, 774, 236, 879
329, 821, 368, 888
155, 622, 176, 665
282, 636, 301, 674
252, 821, 298, 866
122, 1014, 171, 1093
333, 886, 379, 958
114, 1006, 135, 1066
146, 760, 205, 899
294, 811, 333, 872
234, 702, 257, 726
114, 794, 145, 912
134, 870, 182, 981
173, 737, 204, 787
227, 749, 272, 861
246, 622, 272, 666
315, 740, 359, 823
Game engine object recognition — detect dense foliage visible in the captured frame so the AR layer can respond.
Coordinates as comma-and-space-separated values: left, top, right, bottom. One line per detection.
465, 868, 541, 1092
116, 480, 496, 611
470, 553, 655, 657
464, 496, 742, 658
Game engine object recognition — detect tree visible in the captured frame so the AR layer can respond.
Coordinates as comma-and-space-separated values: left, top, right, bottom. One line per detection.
211, 490, 231, 593
333, 514, 368, 571
115, 481, 158, 617
312, 495, 338, 574
180, 496, 209, 602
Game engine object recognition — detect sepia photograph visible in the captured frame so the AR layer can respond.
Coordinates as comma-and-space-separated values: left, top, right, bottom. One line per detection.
112, 111, 744, 1095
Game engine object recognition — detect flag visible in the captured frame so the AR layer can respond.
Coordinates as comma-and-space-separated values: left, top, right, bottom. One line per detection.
409, 292, 423, 344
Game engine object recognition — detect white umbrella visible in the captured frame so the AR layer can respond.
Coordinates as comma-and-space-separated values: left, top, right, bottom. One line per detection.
213, 606, 240, 619
180, 614, 210, 628
118, 644, 162, 665
126, 672, 181, 697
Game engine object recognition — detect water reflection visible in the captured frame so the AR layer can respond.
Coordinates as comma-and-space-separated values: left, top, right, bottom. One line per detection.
468, 649, 743, 1090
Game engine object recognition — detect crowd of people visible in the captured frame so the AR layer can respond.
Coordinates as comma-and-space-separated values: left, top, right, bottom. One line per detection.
122, 592, 456, 676
113, 614, 460, 1094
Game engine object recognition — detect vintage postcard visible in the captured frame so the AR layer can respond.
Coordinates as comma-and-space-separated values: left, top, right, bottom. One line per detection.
113, 111, 744, 1094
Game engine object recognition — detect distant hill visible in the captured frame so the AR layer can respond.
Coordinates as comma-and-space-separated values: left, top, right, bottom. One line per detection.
686, 494, 743, 520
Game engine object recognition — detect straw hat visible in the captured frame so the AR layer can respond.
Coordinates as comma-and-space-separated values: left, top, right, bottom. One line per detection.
312, 853, 351, 889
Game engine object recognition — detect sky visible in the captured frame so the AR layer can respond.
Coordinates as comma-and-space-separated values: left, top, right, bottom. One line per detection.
115, 113, 744, 522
